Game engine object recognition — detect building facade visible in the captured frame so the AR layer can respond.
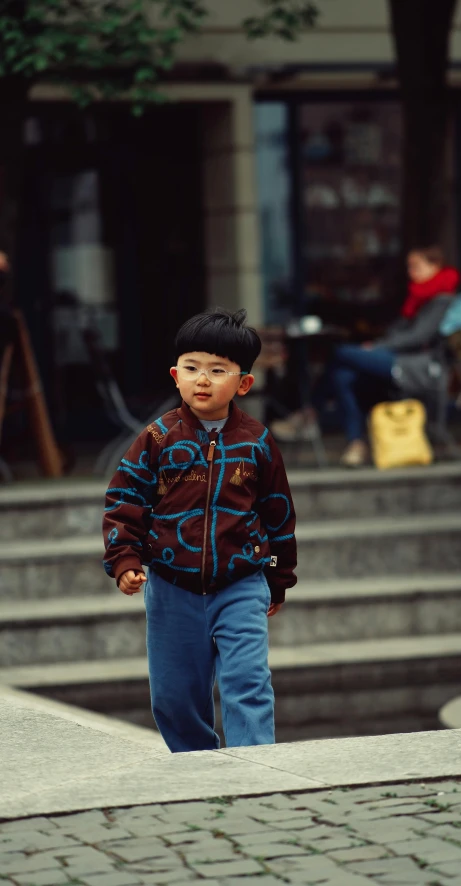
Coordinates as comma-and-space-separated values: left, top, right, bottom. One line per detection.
13, 0, 461, 448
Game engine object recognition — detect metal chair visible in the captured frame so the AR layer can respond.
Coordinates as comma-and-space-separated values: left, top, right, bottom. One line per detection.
82, 326, 178, 478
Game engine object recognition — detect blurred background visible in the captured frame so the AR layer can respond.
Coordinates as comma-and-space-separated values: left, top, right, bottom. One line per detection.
2, 0, 461, 466
1, 0, 461, 745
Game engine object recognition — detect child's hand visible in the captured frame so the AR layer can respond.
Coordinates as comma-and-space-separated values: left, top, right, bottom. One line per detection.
268, 602, 283, 617
119, 570, 147, 596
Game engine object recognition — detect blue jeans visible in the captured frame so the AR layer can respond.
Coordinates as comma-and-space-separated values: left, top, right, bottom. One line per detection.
331, 344, 395, 441
144, 570, 275, 752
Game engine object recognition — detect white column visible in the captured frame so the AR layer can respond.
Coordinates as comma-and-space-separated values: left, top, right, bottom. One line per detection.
201, 88, 263, 326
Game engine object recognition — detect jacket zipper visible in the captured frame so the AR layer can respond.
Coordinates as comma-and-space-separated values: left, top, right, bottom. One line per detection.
201, 436, 217, 594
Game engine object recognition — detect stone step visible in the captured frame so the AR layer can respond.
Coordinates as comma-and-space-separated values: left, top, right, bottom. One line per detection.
2, 574, 461, 667
2, 512, 461, 599
269, 574, 461, 645
0, 594, 145, 667
2, 633, 460, 740
3, 512, 461, 601
0, 537, 111, 600
2, 464, 461, 546
296, 512, 461, 579
0, 481, 105, 542
290, 463, 461, 521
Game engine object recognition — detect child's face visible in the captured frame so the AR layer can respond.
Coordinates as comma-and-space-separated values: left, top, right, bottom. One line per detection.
407, 251, 441, 284
170, 351, 254, 421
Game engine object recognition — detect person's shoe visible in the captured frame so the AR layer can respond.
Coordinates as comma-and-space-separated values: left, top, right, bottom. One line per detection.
270, 410, 321, 443
339, 440, 368, 468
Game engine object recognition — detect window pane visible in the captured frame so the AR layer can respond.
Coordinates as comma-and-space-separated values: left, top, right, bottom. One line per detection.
299, 100, 402, 327
255, 103, 294, 323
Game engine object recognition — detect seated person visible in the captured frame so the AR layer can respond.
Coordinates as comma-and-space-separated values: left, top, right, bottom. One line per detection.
271, 246, 460, 466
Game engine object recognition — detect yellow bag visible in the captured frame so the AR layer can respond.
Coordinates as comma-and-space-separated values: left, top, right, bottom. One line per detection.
368, 399, 433, 470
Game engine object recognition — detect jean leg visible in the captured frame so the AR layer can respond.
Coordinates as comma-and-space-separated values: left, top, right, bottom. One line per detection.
331, 346, 395, 442
332, 364, 366, 441
206, 572, 275, 748
144, 571, 218, 753
334, 344, 395, 378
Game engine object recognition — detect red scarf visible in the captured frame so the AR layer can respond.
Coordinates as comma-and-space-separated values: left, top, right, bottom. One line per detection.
401, 267, 460, 318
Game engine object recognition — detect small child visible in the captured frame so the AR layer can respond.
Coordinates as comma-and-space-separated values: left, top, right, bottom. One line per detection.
103, 308, 297, 752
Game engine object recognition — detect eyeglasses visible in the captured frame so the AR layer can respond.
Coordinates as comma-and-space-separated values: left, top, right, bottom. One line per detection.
175, 365, 248, 385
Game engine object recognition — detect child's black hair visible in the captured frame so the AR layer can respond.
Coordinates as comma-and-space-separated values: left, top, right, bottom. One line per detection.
174, 308, 261, 371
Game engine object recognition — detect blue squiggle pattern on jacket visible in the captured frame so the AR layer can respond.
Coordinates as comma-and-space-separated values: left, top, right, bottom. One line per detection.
161, 441, 208, 471
257, 428, 272, 461
150, 546, 200, 573
227, 541, 271, 576
106, 422, 293, 586
119, 451, 157, 486
259, 492, 290, 534
151, 508, 205, 558
250, 529, 269, 543
154, 417, 168, 434
105, 487, 151, 511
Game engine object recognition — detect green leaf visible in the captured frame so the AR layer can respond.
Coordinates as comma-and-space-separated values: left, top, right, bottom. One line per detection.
0, 0, 319, 111
244, 1, 319, 41
135, 65, 156, 83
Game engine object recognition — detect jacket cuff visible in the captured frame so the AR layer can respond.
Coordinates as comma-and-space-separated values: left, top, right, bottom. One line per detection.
113, 557, 144, 585
268, 585, 286, 605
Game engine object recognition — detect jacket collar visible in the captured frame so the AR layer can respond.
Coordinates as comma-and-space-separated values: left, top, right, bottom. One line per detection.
177, 400, 243, 434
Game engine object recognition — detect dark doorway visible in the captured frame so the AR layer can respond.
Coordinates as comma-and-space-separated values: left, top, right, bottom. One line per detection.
15, 103, 206, 448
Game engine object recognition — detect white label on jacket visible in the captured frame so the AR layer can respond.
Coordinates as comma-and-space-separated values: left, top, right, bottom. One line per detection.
270, 556, 278, 567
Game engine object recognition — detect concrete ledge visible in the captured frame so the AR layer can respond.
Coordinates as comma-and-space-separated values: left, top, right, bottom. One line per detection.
0, 685, 166, 750
440, 695, 461, 729
2, 686, 461, 820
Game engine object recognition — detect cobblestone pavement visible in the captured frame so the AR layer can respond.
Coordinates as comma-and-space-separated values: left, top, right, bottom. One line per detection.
1, 780, 461, 886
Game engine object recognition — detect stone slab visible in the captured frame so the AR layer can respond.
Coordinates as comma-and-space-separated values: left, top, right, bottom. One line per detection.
0, 686, 166, 750
0, 694, 321, 820
2, 690, 461, 821
439, 694, 461, 729
219, 729, 461, 787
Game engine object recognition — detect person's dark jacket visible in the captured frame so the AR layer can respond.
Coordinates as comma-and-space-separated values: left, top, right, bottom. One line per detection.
103, 401, 297, 604
375, 295, 453, 396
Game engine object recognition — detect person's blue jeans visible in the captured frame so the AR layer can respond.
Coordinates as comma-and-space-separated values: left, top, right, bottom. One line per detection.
330, 344, 395, 441
144, 569, 275, 752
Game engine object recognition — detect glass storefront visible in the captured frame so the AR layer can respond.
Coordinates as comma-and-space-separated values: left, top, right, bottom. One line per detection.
255, 95, 403, 334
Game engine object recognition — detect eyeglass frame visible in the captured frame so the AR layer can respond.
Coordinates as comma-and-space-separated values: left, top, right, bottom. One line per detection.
174, 365, 249, 384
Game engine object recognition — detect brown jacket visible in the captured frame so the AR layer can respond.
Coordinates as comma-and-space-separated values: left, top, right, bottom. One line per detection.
103, 402, 297, 603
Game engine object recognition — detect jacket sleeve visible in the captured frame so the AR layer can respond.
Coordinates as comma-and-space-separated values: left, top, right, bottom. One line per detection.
102, 428, 158, 584
375, 299, 450, 353
257, 431, 297, 604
